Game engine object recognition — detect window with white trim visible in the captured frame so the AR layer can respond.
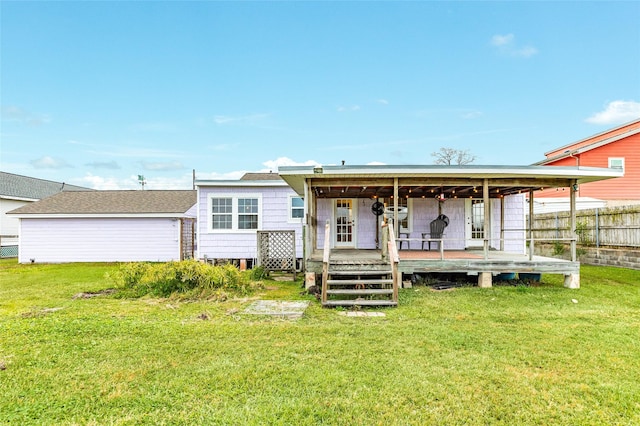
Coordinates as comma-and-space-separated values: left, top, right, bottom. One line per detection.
211, 197, 232, 230
609, 157, 625, 171
209, 194, 261, 231
289, 196, 304, 221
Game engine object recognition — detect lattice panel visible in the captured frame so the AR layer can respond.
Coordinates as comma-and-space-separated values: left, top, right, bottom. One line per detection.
257, 231, 296, 277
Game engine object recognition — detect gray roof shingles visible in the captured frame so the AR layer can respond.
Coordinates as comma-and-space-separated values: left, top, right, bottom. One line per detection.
8, 190, 196, 215
0, 171, 93, 200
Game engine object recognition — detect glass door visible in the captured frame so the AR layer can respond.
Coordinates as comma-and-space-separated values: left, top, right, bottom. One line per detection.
334, 199, 356, 247
465, 199, 485, 248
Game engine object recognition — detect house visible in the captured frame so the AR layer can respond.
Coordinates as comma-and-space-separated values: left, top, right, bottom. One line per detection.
194, 172, 304, 270
278, 164, 622, 305
0, 171, 92, 257
533, 118, 640, 212
8, 190, 196, 263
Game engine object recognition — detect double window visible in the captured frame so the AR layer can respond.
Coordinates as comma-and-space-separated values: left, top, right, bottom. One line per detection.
210, 195, 261, 231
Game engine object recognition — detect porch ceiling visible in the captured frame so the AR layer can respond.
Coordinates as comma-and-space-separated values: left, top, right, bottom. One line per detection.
309, 177, 562, 199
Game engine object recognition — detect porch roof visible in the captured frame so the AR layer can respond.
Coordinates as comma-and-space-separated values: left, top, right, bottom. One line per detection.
278, 164, 623, 199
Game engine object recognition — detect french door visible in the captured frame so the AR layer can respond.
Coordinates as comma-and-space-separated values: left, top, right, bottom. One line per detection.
334, 199, 356, 248
465, 199, 485, 248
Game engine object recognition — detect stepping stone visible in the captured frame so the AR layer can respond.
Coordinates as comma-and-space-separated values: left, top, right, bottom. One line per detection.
244, 300, 309, 319
338, 311, 386, 317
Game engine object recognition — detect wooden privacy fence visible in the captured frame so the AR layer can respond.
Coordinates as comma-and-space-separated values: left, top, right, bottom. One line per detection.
532, 205, 640, 248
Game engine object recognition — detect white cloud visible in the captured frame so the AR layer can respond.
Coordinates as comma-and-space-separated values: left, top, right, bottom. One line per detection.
491, 34, 514, 47
79, 174, 130, 190
490, 33, 538, 58
376, 99, 389, 105
261, 157, 320, 172
79, 173, 195, 190
30, 156, 72, 169
195, 170, 246, 180
213, 113, 269, 125
337, 105, 361, 112
2, 105, 51, 126
585, 100, 640, 125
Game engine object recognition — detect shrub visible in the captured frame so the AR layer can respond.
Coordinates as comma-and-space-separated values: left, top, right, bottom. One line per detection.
108, 260, 263, 298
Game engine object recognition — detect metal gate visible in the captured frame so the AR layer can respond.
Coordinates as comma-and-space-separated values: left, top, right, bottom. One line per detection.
257, 230, 296, 279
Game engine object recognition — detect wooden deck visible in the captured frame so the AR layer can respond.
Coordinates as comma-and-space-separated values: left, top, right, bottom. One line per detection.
307, 248, 579, 277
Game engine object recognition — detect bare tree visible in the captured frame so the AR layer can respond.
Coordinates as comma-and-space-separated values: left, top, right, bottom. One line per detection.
431, 147, 477, 165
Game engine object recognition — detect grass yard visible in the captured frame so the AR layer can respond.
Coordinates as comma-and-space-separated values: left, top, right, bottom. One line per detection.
1, 259, 640, 425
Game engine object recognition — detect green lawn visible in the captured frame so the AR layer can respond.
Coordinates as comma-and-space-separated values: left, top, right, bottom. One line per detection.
1, 259, 640, 425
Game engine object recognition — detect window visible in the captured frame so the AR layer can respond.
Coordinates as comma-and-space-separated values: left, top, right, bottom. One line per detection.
609, 157, 625, 171
211, 198, 232, 230
209, 195, 261, 231
290, 196, 304, 221
385, 197, 412, 232
238, 198, 259, 229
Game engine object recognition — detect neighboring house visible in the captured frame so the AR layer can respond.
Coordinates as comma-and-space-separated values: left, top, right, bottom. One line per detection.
0, 171, 92, 257
533, 118, 640, 212
8, 190, 196, 263
194, 172, 304, 267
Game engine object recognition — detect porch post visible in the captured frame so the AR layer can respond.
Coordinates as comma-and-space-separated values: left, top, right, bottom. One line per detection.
565, 178, 580, 288
569, 179, 577, 262
393, 177, 399, 237
483, 178, 490, 261
304, 179, 311, 260
500, 197, 505, 252
529, 189, 534, 261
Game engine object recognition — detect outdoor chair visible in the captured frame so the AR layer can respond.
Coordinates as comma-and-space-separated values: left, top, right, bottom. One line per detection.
422, 215, 449, 251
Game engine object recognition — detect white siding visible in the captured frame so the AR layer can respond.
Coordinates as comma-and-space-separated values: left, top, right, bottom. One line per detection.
440, 199, 466, 250
1, 199, 29, 246
197, 186, 303, 259
18, 217, 181, 263
496, 194, 526, 254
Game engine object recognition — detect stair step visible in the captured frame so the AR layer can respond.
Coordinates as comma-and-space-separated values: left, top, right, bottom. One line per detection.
323, 300, 398, 307
326, 289, 394, 296
328, 270, 393, 276
326, 279, 393, 286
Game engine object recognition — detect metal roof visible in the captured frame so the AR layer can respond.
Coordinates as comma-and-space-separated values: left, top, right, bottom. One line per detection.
0, 171, 93, 201
8, 190, 196, 217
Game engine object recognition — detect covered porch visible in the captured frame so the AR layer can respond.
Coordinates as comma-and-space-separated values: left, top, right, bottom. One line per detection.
278, 164, 622, 306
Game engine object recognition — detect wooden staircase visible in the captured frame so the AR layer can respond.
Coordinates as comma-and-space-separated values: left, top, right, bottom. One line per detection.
323, 265, 397, 307
320, 221, 400, 308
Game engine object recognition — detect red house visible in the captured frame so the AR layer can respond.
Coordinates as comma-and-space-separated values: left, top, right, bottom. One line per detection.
534, 118, 640, 211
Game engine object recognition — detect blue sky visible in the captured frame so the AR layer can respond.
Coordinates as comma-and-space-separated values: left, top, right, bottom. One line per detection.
2, 1, 639, 190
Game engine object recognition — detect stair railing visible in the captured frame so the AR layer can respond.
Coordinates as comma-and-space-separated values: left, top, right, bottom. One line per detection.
385, 224, 400, 303
321, 219, 331, 304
